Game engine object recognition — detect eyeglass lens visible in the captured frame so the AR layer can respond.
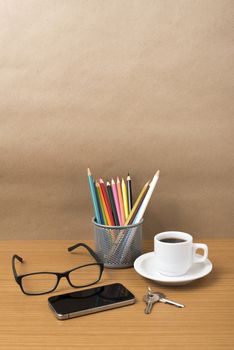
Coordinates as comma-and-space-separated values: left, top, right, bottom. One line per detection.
21, 273, 58, 294
69, 264, 101, 287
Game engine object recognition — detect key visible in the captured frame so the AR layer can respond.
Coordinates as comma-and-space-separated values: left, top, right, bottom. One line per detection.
147, 287, 185, 308
158, 294, 185, 308
143, 293, 159, 314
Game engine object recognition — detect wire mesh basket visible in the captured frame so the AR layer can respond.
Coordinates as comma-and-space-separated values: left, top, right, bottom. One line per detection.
93, 218, 142, 268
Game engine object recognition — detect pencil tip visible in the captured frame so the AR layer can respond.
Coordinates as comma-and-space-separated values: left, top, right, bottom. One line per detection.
111, 178, 115, 184
87, 168, 91, 175
106, 181, 110, 186
117, 177, 120, 182
99, 178, 104, 183
156, 170, 160, 176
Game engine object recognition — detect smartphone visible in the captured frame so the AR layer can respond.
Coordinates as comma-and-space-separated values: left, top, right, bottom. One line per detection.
48, 283, 136, 320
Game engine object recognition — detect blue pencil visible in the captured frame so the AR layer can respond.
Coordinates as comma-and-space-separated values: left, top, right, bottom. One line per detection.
87, 168, 101, 224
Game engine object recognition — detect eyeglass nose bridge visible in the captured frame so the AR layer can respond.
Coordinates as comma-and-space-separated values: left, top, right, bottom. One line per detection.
57, 271, 71, 286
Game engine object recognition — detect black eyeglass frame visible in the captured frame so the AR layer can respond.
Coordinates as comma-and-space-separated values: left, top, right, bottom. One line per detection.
12, 243, 104, 296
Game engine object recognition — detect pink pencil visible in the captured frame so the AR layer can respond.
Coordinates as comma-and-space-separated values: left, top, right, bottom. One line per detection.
111, 178, 123, 225
116, 177, 125, 225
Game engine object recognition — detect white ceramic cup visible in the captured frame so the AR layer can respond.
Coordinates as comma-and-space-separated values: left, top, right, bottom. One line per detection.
154, 231, 208, 276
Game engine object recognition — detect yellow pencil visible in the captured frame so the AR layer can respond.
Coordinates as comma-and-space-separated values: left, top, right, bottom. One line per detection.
117, 177, 125, 225
121, 178, 129, 220
125, 181, 150, 225
96, 182, 107, 225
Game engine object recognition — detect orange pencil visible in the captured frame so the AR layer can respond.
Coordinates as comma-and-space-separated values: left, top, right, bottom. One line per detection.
99, 179, 115, 226
96, 182, 108, 225
116, 177, 125, 225
97, 182, 111, 225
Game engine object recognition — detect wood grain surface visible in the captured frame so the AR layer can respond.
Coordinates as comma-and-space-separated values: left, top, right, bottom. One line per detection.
1, 239, 233, 350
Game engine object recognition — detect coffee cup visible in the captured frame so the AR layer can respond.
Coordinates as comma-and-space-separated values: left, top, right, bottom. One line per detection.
154, 231, 208, 276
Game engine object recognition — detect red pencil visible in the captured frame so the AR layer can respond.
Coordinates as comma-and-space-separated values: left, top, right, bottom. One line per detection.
99, 178, 115, 226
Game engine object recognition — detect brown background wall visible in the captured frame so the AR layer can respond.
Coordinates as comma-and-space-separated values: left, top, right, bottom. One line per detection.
0, 0, 233, 240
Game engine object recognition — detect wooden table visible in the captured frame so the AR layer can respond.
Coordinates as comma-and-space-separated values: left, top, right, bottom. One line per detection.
1, 239, 234, 350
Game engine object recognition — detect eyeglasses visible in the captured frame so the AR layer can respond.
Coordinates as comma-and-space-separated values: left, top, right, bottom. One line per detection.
12, 243, 104, 296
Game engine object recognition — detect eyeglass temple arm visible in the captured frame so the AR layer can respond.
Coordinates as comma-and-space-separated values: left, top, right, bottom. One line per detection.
68, 243, 102, 263
12, 254, 24, 280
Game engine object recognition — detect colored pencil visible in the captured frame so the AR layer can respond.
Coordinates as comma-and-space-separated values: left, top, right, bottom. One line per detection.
96, 182, 107, 225
133, 170, 160, 224
127, 185, 149, 225
87, 168, 101, 224
94, 180, 104, 224
116, 177, 125, 225
125, 181, 150, 225
99, 178, 115, 226
97, 182, 111, 225
107, 181, 120, 226
127, 173, 133, 211
111, 178, 123, 225
121, 178, 129, 220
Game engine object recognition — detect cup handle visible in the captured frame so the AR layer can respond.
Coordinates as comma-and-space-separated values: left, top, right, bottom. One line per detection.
193, 243, 208, 263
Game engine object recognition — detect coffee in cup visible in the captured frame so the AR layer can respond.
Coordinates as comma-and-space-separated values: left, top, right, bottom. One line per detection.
154, 231, 208, 276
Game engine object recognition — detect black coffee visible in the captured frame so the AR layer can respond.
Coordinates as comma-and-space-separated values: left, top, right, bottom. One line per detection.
159, 238, 186, 243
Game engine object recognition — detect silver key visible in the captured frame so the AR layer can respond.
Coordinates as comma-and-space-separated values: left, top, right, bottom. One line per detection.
158, 294, 185, 308
148, 287, 185, 308
143, 293, 159, 314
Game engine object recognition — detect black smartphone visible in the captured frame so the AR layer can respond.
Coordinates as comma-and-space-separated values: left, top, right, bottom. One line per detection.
48, 283, 136, 320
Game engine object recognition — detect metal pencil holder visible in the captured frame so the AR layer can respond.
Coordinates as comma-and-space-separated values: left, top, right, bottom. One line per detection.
93, 218, 143, 268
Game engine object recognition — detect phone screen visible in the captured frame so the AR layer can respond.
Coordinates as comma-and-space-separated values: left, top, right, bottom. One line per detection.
48, 283, 135, 316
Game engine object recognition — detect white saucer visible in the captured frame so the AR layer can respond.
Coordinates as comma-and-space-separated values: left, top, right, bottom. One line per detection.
134, 252, 213, 285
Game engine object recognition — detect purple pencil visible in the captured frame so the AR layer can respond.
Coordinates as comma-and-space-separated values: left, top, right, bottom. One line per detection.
111, 178, 123, 226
